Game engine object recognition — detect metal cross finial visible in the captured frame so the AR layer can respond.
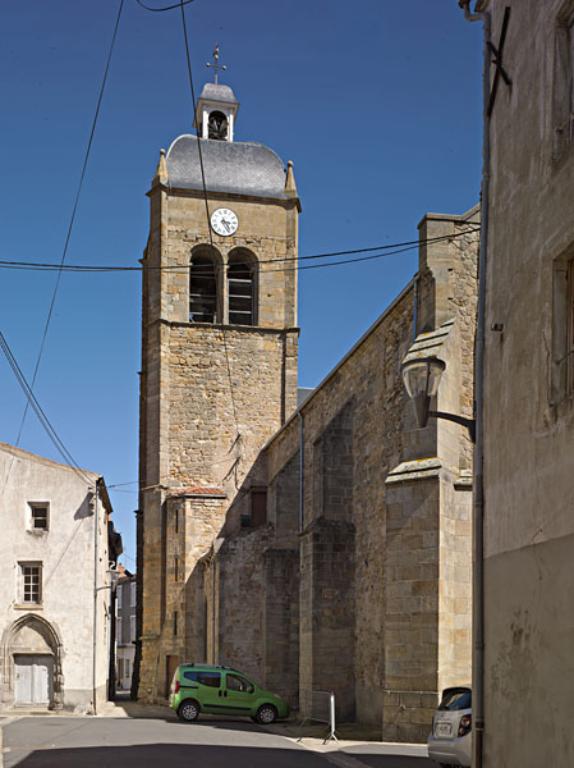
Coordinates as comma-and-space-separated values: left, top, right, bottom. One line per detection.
206, 45, 227, 84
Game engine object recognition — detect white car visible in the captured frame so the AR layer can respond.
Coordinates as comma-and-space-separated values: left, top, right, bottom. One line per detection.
427, 685, 472, 767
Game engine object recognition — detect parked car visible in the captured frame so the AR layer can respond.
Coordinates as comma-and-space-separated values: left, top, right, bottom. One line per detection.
169, 663, 290, 724
427, 685, 472, 767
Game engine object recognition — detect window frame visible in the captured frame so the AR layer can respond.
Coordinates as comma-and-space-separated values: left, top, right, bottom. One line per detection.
18, 561, 43, 606
189, 246, 221, 324
28, 502, 49, 533
553, 3, 574, 161
227, 249, 258, 327
551, 251, 574, 404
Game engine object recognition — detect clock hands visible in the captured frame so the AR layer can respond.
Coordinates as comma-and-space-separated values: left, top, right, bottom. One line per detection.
211, 208, 237, 235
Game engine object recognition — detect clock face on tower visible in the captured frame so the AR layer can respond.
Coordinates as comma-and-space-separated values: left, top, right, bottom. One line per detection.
210, 208, 239, 237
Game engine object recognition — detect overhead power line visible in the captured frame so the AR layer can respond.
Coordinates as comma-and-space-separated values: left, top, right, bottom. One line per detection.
0, 332, 93, 487
0, 228, 480, 275
135, 0, 195, 11
2, 0, 125, 494
10, 0, 125, 456
178, 0, 241, 440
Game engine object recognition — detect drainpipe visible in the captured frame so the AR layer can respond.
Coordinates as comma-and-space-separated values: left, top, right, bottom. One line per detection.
459, 3, 491, 768
92, 479, 100, 715
298, 411, 305, 532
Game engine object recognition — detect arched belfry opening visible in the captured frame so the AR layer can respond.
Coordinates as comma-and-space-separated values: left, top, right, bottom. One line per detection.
208, 110, 228, 141
1, 614, 63, 709
227, 248, 257, 326
190, 246, 221, 324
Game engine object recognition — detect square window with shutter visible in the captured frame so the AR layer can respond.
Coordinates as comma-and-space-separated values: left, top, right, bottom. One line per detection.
28, 503, 49, 532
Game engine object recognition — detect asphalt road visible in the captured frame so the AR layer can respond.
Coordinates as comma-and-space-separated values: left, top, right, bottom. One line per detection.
1, 716, 439, 768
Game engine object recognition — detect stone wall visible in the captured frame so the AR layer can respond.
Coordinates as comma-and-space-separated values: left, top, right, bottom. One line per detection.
138, 168, 300, 701
482, 2, 574, 766
206, 207, 479, 739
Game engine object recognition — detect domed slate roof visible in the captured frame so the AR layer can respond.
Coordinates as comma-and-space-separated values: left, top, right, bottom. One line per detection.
166, 134, 288, 199
198, 82, 238, 105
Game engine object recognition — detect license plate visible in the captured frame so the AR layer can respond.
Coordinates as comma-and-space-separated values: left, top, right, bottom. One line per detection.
435, 721, 452, 737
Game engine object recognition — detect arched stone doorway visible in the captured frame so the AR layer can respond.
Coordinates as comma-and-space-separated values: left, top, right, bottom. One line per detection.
1, 615, 63, 709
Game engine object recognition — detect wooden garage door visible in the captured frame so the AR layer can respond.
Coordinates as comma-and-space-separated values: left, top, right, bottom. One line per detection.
14, 655, 53, 705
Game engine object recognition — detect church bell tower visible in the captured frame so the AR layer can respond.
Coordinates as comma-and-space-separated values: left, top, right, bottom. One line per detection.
137, 53, 301, 701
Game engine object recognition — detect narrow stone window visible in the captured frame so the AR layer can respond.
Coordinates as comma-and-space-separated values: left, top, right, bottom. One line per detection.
554, 5, 574, 159
19, 561, 42, 605
568, 259, 574, 391
190, 247, 219, 323
250, 488, 267, 528
227, 249, 256, 326
551, 252, 574, 402
173, 611, 178, 637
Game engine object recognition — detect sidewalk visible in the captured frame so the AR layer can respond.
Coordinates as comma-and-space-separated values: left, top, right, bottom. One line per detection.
0, 699, 175, 720
268, 720, 429, 768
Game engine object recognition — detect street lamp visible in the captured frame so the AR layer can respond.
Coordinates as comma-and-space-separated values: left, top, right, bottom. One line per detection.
400, 355, 476, 442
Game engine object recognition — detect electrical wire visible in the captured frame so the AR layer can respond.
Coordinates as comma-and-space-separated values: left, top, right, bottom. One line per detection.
0, 228, 480, 274
6, 0, 125, 489
135, 0, 195, 11
178, 0, 241, 440
0, 332, 93, 486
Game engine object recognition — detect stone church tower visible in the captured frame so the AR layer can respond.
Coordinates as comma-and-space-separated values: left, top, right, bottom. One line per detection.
137, 75, 300, 701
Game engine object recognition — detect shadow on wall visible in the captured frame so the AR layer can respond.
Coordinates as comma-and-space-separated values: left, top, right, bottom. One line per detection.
73, 491, 94, 520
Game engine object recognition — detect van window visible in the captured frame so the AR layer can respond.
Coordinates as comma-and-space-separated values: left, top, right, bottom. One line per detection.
438, 687, 471, 711
183, 670, 221, 688
226, 673, 254, 693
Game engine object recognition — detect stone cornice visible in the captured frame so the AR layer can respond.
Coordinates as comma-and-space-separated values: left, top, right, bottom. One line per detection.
147, 318, 301, 336
147, 182, 301, 212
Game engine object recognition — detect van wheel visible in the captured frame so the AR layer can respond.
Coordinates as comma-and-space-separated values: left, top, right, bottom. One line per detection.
178, 699, 200, 722
255, 704, 277, 725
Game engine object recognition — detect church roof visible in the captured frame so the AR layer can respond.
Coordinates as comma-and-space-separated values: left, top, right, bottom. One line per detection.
198, 82, 238, 105
165, 134, 288, 199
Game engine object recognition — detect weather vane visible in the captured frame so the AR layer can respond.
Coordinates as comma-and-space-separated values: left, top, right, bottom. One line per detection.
206, 45, 227, 84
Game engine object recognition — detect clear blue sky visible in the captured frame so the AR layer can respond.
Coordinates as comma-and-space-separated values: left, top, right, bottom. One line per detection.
0, 1, 482, 565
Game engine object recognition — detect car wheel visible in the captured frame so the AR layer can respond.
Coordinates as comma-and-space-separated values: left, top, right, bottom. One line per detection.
178, 699, 200, 722
255, 704, 277, 725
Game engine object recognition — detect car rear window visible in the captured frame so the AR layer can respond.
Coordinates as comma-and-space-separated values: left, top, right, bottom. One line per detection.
438, 687, 471, 711
182, 670, 220, 688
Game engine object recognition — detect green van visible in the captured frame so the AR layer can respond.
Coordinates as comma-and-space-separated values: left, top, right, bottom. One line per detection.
169, 663, 290, 724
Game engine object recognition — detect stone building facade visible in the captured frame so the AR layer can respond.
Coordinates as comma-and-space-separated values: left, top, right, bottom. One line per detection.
137, 80, 300, 700
115, 566, 136, 692
0, 443, 121, 713
478, 1, 574, 765
137, 76, 479, 741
